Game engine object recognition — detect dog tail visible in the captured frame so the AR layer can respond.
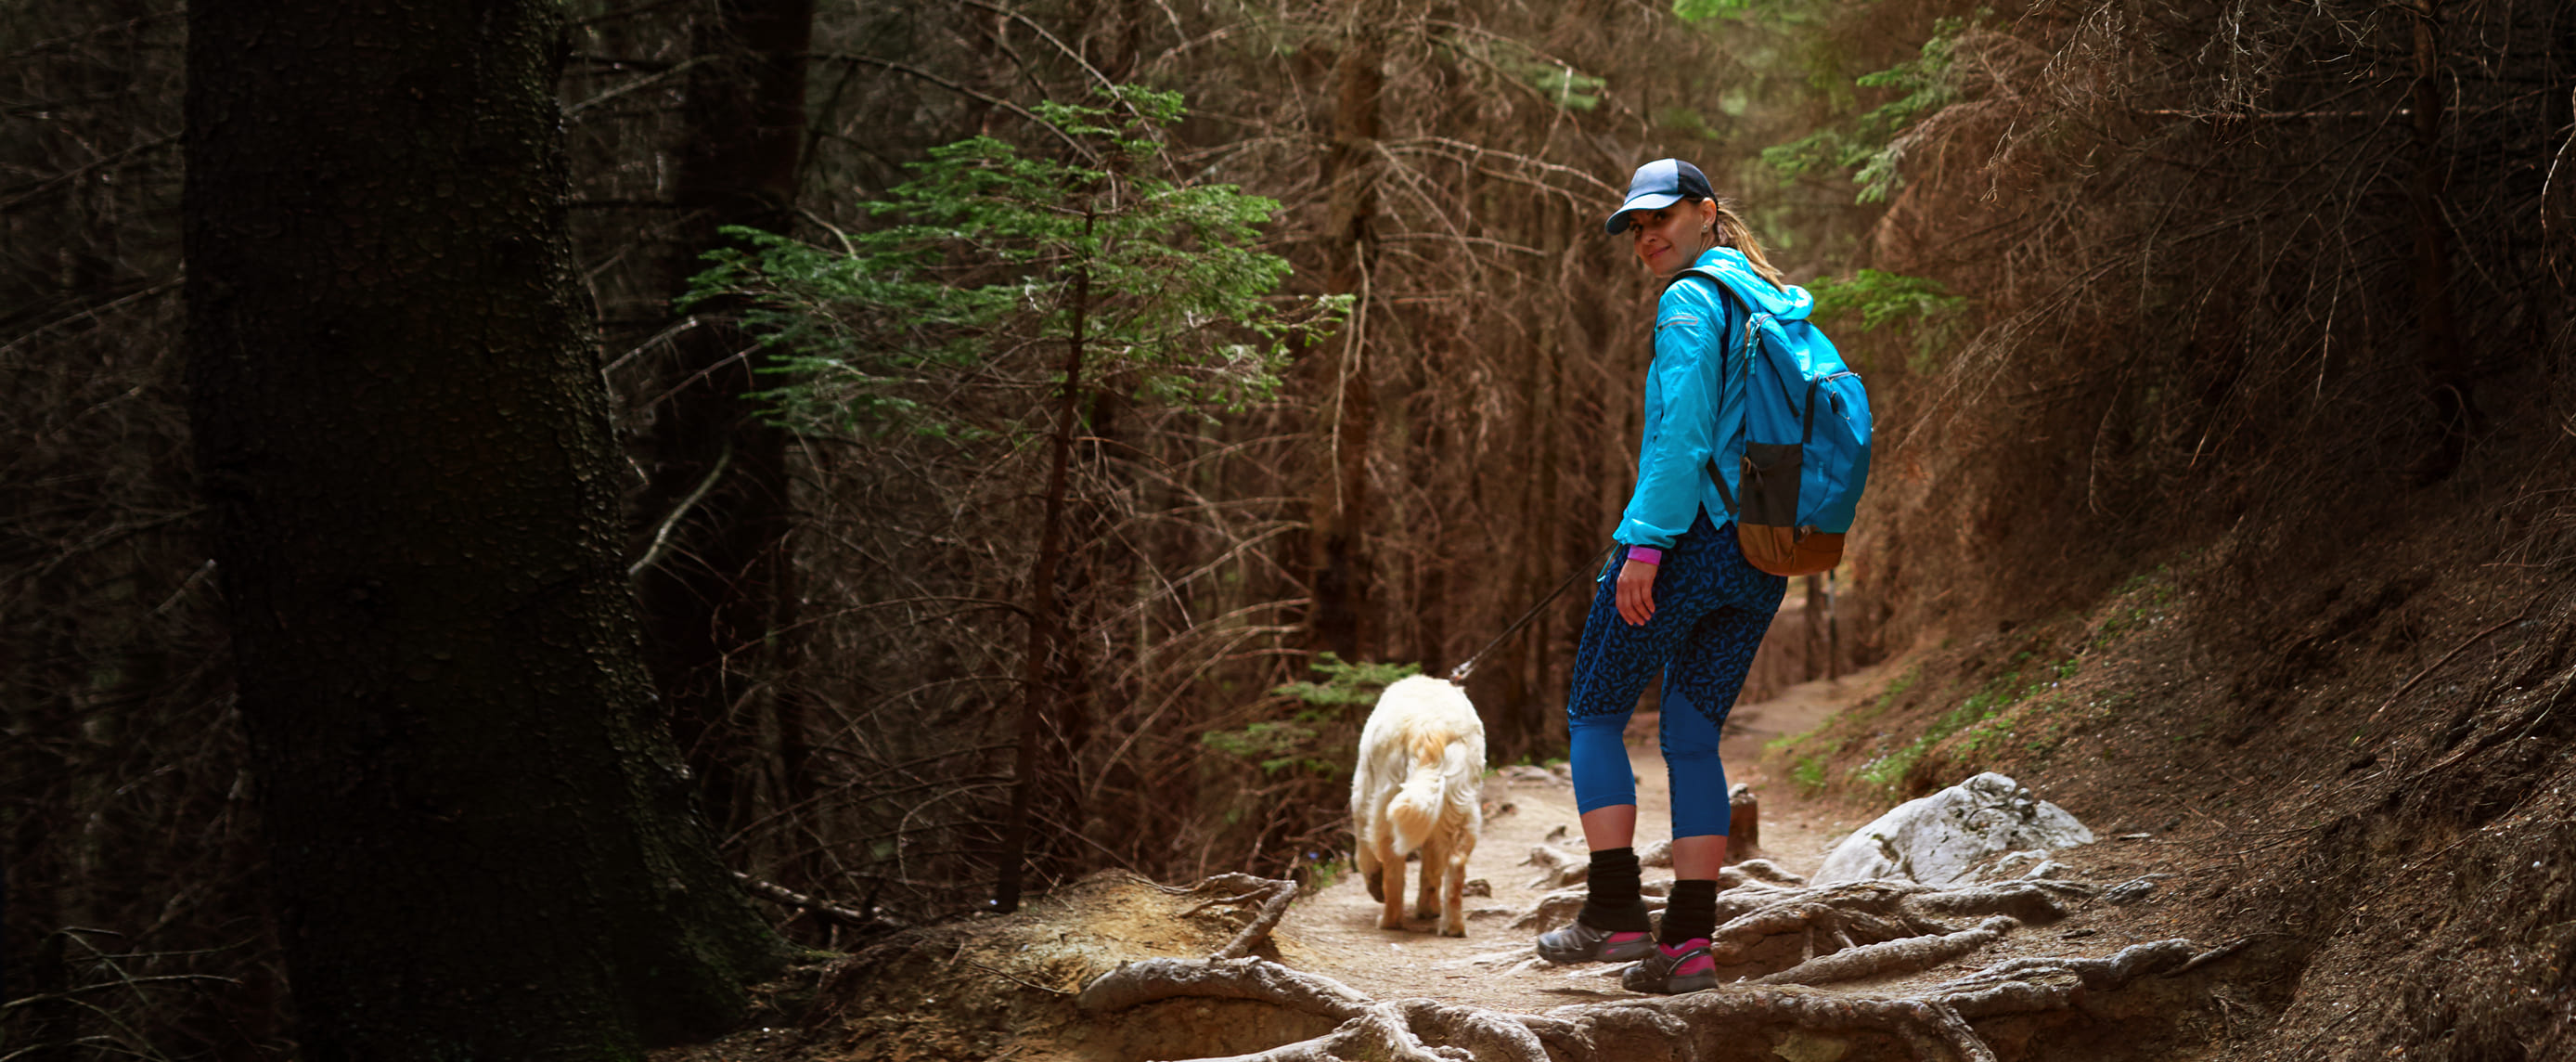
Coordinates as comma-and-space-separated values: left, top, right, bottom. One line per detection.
1388, 729, 1475, 856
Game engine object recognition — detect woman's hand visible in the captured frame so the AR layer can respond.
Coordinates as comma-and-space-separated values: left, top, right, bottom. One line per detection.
1616, 558, 1659, 626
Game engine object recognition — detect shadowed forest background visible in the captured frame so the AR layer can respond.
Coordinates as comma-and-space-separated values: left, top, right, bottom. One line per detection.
5, 0, 2575, 1057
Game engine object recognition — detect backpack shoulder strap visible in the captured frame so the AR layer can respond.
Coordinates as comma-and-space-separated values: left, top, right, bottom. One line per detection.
1660, 266, 1751, 516
1659, 265, 1749, 319
1659, 266, 1755, 364
1675, 264, 1809, 425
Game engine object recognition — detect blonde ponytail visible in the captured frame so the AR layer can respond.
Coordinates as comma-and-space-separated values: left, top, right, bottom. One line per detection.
1707, 199, 1785, 291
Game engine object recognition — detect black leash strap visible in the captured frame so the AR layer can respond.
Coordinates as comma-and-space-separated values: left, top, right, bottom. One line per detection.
1449, 540, 1622, 684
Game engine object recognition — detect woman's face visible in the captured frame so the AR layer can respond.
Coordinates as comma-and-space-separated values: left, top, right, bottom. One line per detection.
1628, 199, 1716, 277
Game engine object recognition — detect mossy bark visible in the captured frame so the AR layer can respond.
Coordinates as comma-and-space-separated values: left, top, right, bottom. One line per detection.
182, 2, 789, 1057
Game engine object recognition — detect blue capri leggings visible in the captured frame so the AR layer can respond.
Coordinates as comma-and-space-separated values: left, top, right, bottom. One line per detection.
1566, 511, 1786, 838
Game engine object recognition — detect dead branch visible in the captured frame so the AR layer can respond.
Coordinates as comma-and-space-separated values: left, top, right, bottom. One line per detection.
2170, 936, 2253, 976
1159, 873, 1301, 959
561, 54, 713, 119
0, 132, 179, 214
733, 873, 898, 933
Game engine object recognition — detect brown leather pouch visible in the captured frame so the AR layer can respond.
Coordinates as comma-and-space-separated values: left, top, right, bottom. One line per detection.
1738, 524, 1841, 577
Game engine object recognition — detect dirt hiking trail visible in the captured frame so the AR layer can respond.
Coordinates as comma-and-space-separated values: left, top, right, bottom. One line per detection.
1276, 664, 1888, 1014
743, 660, 2245, 1062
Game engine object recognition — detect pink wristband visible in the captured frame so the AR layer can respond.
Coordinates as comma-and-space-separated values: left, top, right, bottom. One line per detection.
1626, 546, 1662, 565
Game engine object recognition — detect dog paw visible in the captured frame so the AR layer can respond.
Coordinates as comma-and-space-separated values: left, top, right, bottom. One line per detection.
1438, 923, 1467, 938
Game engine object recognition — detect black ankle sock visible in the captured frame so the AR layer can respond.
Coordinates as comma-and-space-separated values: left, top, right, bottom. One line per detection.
1578, 848, 1652, 932
1658, 879, 1718, 945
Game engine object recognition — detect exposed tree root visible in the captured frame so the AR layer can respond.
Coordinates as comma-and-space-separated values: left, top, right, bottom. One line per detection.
1191, 1004, 1454, 1062
1155, 873, 1302, 959
1756, 916, 2019, 986
1388, 999, 1554, 1062
1078, 955, 1372, 1017
1082, 874, 2219, 1062
1172, 998, 1558, 1062
1522, 844, 1587, 889
1928, 938, 2208, 1017
1513, 875, 2087, 983
1712, 880, 2084, 969
1086, 939, 2210, 1062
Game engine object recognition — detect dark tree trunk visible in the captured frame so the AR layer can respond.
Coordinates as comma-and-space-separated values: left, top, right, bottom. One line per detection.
2406, 0, 2470, 483
1307, 0, 1384, 662
183, 2, 788, 1057
633, 0, 817, 857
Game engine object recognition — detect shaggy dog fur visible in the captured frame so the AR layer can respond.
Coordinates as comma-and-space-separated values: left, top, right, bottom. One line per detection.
1349, 675, 1486, 936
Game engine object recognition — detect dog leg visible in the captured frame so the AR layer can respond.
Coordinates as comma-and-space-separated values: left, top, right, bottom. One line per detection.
1375, 830, 1408, 930
1439, 833, 1474, 937
1414, 832, 1447, 922
1357, 834, 1384, 903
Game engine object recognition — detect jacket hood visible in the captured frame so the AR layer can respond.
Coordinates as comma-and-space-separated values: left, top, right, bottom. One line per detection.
1692, 247, 1812, 321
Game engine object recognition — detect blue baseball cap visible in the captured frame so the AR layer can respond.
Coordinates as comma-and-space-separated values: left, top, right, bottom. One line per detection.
1604, 159, 1715, 234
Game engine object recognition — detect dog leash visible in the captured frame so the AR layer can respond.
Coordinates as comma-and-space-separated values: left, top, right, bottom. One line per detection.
1448, 540, 1623, 684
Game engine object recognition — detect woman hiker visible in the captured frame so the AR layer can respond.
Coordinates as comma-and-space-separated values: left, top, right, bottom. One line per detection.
1532, 158, 1792, 993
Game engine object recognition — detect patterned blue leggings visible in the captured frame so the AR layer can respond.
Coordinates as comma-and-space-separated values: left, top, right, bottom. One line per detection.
1566, 511, 1785, 838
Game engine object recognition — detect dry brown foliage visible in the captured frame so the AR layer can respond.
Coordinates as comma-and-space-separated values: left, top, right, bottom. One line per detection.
1848, 0, 2576, 647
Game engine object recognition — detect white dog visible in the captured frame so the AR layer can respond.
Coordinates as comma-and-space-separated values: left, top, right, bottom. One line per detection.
1350, 674, 1486, 936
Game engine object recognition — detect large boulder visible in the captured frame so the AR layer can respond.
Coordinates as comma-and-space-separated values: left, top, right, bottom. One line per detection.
1813, 772, 2094, 885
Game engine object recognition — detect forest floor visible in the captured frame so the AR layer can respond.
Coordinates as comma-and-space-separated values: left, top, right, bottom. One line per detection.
665, 654, 2260, 1062
660, 499, 2576, 1061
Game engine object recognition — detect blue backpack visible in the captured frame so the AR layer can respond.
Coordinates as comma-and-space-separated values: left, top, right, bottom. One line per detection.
1670, 257, 1872, 577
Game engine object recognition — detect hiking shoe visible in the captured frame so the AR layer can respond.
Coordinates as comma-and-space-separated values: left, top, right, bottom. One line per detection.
1535, 921, 1655, 965
1621, 939, 1719, 994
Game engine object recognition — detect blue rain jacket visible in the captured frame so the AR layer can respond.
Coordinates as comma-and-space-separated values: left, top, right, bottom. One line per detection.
1613, 246, 1814, 549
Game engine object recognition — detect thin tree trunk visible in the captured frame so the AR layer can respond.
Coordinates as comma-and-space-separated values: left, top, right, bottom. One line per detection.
1806, 575, 1829, 682
998, 260, 1092, 913
2407, 0, 2469, 483
634, 0, 817, 858
1307, 0, 1385, 661
184, 2, 786, 1056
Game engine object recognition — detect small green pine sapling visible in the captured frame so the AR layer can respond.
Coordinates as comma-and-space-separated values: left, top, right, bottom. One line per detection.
682, 84, 1346, 438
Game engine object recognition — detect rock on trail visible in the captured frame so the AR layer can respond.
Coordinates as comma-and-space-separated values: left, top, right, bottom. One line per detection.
1813, 771, 2096, 887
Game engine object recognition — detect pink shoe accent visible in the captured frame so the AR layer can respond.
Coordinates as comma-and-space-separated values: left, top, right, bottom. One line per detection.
1665, 939, 1715, 977
1608, 932, 1650, 945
